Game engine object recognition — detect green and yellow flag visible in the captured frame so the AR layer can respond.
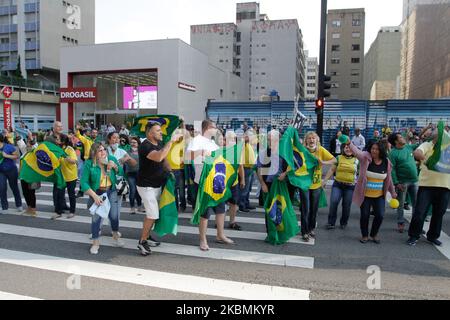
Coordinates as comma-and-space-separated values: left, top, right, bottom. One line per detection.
131, 115, 180, 144
191, 143, 243, 225
19, 141, 67, 189
279, 126, 318, 191
265, 180, 300, 245
153, 174, 178, 237
426, 121, 450, 174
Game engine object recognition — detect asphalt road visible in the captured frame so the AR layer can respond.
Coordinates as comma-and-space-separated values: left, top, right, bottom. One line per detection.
0, 182, 449, 300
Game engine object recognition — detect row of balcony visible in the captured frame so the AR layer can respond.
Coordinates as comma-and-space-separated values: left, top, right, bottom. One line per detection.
0, 59, 40, 71
0, 22, 39, 34
0, 41, 39, 52
0, 2, 39, 15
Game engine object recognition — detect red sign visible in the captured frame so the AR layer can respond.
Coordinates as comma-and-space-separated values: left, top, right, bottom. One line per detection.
60, 88, 97, 103
1, 86, 12, 99
3, 100, 12, 130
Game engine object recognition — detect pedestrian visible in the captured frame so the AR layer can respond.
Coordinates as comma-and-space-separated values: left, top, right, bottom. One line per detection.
119, 134, 131, 152
352, 128, 366, 151
20, 134, 39, 217
81, 143, 124, 255
119, 125, 129, 136
388, 132, 419, 233
57, 134, 78, 219
167, 124, 187, 212
329, 131, 342, 157
239, 129, 257, 213
0, 133, 23, 214
136, 122, 182, 256
341, 121, 350, 137
323, 143, 358, 230
407, 129, 450, 247
345, 140, 397, 244
126, 137, 143, 214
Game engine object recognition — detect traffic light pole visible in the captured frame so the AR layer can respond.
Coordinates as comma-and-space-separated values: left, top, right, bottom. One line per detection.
317, 0, 328, 143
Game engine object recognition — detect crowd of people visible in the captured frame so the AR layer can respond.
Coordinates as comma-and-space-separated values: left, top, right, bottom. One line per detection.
0, 118, 448, 255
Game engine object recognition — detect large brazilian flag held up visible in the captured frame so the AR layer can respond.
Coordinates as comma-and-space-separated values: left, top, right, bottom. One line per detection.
191, 143, 243, 225
426, 121, 450, 173
153, 174, 178, 237
279, 126, 318, 191
131, 115, 180, 144
264, 180, 300, 245
19, 141, 67, 189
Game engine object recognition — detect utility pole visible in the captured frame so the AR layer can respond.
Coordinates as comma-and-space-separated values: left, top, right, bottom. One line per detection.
317, 0, 328, 143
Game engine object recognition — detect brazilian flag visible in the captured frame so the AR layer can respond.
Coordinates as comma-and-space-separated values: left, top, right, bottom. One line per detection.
131, 115, 180, 144
191, 143, 243, 225
265, 180, 300, 245
153, 174, 178, 237
426, 121, 450, 173
279, 126, 318, 191
19, 141, 67, 189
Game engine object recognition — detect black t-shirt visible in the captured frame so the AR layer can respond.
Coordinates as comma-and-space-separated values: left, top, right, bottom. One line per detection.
137, 140, 168, 188
368, 158, 388, 175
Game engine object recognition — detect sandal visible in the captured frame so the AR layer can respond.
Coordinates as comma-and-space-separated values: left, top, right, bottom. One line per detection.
215, 238, 235, 245
199, 244, 210, 251
228, 222, 242, 231
360, 238, 369, 244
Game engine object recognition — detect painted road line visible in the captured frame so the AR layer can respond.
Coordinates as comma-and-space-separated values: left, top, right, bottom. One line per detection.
0, 224, 314, 269
178, 213, 266, 225
0, 249, 310, 300
3, 209, 314, 246
0, 291, 42, 300
404, 213, 450, 261
36, 192, 88, 199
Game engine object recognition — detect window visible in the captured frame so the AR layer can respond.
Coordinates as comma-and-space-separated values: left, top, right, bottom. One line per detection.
220, 89, 224, 98
351, 58, 360, 63
1, 38, 9, 44
331, 58, 340, 64
261, 86, 266, 90
331, 45, 340, 52
352, 32, 361, 38
261, 44, 266, 47
332, 33, 340, 39
332, 20, 341, 27
219, 46, 223, 49
351, 69, 360, 76
307, 76, 316, 80
331, 71, 339, 76
261, 72, 266, 75
237, 32, 241, 42
352, 19, 361, 26
307, 90, 316, 95
352, 44, 360, 51
307, 83, 316, 87
219, 59, 224, 63
236, 45, 241, 55
261, 58, 266, 61
350, 82, 360, 88
236, 72, 241, 77
331, 83, 339, 88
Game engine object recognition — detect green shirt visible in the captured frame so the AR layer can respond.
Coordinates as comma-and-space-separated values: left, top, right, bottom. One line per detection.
389, 144, 419, 185
81, 155, 123, 193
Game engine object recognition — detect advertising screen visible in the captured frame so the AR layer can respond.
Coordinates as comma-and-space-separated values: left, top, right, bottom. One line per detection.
123, 86, 157, 110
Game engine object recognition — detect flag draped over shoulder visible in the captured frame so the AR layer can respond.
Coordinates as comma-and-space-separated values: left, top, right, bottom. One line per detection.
264, 180, 300, 245
131, 115, 180, 144
426, 121, 450, 173
153, 174, 178, 237
279, 126, 318, 191
19, 141, 67, 189
191, 143, 243, 225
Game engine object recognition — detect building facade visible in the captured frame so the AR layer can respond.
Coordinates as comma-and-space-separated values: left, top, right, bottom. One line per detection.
60, 39, 247, 131
304, 51, 318, 100
191, 2, 305, 101
326, 8, 365, 100
363, 27, 401, 100
400, 0, 450, 99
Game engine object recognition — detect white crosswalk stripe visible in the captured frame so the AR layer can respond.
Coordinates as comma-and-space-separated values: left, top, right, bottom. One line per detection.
0, 291, 42, 300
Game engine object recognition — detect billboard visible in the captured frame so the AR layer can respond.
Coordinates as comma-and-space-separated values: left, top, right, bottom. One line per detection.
123, 86, 157, 110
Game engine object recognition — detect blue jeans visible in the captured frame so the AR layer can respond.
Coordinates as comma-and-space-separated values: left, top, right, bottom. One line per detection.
0, 167, 23, 210
328, 182, 355, 227
299, 188, 321, 234
396, 182, 418, 225
127, 172, 142, 208
173, 169, 186, 210
360, 197, 385, 238
408, 187, 450, 240
239, 168, 254, 209
88, 189, 120, 240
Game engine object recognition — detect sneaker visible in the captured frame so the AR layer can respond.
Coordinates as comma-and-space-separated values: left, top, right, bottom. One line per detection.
17, 206, 24, 213
247, 206, 256, 211
309, 231, 316, 238
239, 207, 250, 213
147, 236, 161, 247
138, 206, 146, 213
326, 224, 335, 230
340, 225, 347, 230
66, 213, 75, 219
130, 207, 137, 215
90, 245, 100, 255
302, 234, 310, 242
113, 237, 125, 248
51, 214, 62, 220
22, 208, 37, 217
407, 237, 419, 246
404, 204, 410, 211
137, 240, 152, 256
427, 238, 442, 246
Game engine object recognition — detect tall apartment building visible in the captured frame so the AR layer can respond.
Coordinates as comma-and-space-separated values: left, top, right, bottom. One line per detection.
0, 0, 95, 83
400, 0, 450, 99
326, 8, 365, 100
363, 27, 401, 100
191, 2, 305, 101
304, 50, 318, 100
403, 0, 449, 20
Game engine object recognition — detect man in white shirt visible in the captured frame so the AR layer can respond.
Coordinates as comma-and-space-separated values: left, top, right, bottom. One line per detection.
351, 128, 366, 151
186, 120, 234, 251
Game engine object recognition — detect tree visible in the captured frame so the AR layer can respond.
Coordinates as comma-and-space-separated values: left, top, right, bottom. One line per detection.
14, 56, 24, 79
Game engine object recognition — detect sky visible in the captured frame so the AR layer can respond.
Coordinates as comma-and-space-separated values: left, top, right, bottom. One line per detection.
95, 0, 404, 57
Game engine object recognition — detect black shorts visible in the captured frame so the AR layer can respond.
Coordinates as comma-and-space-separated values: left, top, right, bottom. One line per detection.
227, 185, 240, 205
201, 202, 226, 219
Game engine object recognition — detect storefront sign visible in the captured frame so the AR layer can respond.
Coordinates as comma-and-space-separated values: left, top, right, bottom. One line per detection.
3, 100, 11, 130
178, 82, 196, 92
60, 88, 97, 103
1, 86, 12, 99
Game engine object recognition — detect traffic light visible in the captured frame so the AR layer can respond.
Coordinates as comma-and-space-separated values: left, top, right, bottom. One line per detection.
315, 97, 324, 115
323, 75, 331, 98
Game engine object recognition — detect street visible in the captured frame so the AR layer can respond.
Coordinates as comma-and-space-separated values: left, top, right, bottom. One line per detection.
0, 182, 449, 300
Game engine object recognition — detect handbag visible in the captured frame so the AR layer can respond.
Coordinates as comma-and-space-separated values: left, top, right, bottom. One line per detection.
116, 176, 129, 196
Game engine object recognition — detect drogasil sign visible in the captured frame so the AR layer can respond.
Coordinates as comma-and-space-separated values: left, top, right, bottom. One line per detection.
60, 88, 97, 103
